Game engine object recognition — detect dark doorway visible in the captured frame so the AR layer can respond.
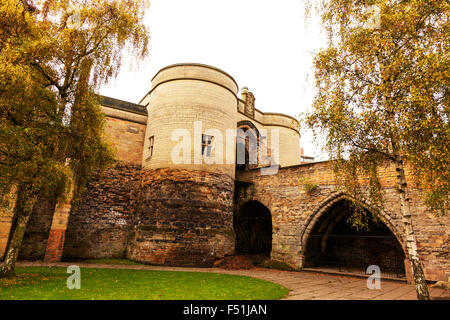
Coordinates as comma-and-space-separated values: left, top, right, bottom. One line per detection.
235, 201, 272, 256
304, 200, 406, 278
236, 121, 259, 171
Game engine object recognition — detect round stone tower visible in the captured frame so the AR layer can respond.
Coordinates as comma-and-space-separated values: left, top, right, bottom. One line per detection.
127, 64, 238, 267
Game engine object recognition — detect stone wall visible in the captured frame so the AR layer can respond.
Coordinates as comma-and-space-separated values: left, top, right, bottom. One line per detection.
62, 163, 142, 260
140, 64, 238, 178
10, 156, 447, 281
127, 168, 235, 267
236, 104, 301, 168
20, 170, 74, 262
19, 196, 57, 261
102, 112, 147, 166
235, 161, 449, 282
62, 166, 235, 267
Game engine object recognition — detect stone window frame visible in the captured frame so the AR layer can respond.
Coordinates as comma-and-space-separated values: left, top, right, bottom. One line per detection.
201, 134, 214, 157
148, 135, 154, 159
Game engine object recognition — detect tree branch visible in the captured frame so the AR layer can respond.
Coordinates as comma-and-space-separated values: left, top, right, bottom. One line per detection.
31, 62, 62, 91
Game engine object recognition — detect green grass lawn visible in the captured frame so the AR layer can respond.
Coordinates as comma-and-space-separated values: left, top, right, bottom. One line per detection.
0, 267, 289, 300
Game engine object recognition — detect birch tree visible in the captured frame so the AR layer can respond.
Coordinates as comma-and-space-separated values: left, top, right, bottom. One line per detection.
0, 0, 149, 277
304, 0, 449, 300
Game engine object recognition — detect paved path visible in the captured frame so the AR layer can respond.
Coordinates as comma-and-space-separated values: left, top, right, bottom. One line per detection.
15, 262, 450, 300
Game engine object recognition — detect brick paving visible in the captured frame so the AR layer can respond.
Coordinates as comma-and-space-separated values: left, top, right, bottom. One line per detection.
13, 261, 450, 300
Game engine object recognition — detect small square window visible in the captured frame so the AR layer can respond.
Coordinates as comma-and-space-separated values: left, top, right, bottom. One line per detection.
202, 134, 214, 157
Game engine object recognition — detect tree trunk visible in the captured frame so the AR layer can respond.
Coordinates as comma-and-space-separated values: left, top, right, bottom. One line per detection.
0, 188, 38, 278
394, 158, 430, 300
379, 40, 430, 298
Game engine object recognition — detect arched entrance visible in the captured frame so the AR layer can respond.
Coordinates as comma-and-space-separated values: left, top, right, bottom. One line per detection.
236, 121, 260, 170
303, 199, 406, 278
234, 201, 272, 256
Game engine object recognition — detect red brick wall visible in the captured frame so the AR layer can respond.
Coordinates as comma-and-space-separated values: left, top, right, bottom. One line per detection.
44, 229, 66, 263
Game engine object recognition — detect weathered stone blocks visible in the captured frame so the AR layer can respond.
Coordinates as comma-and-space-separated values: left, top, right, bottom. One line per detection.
235, 161, 450, 282
127, 168, 235, 267
62, 163, 142, 260
19, 196, 57, 261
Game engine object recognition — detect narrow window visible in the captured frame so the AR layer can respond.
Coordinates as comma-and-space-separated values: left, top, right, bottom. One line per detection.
148, 136, 154, 159
201, 134, 214, 157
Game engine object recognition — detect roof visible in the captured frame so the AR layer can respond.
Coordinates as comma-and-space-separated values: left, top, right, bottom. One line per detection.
98, 95, 147, 116
150, 63, 239, 90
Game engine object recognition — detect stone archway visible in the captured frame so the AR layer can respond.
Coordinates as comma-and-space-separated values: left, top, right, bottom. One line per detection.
234, 200, 272, 257
300, 193, 407, 279
236, 121, 260, 170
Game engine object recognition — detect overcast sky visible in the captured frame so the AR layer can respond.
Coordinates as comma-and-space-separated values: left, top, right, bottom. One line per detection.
99, 0, 327, 159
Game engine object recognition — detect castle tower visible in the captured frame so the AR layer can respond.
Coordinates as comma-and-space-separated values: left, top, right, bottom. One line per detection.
127, 64, 238, 266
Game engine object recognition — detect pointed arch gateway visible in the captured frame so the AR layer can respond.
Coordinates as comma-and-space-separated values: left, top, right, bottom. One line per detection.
300, 193, 408, 279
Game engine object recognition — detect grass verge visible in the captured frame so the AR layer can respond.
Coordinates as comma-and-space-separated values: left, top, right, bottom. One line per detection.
0, 267, 289, 300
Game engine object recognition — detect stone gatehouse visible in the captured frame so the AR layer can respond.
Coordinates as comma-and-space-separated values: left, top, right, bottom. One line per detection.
0, 63, 448, 283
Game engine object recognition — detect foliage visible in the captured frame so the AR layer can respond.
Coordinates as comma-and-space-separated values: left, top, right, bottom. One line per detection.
0, 267, 289, 300
0, 52, 70, 199
0, 0, 149, 278
303, 0, 449, 216
0, 0, 150, 203
300, 177, 319, 194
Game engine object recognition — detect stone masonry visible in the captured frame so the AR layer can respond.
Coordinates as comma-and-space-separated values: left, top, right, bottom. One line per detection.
2, 63, 447, 283
235, 161, 449, 282
127, 168, 235, 267
62, 163, 142, 260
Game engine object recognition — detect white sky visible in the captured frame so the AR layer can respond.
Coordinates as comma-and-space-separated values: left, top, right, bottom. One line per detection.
99, 0, 327, 159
